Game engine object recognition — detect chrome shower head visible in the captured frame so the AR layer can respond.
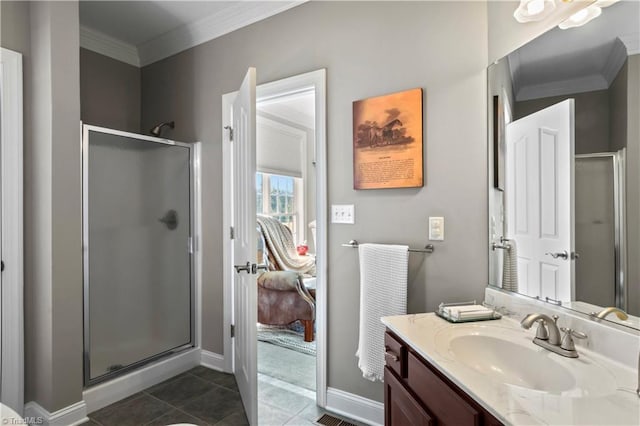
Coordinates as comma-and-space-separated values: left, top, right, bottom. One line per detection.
149, 121, 175, 137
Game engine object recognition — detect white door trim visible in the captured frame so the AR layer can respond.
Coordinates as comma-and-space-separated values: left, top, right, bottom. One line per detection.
0, 47, 25, 415
221, 68, 328, 406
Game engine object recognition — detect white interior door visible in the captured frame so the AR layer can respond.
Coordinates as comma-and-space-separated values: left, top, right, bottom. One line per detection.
231, 68, 258, 425
1, 47, 24, 414
505, 99, 574, 302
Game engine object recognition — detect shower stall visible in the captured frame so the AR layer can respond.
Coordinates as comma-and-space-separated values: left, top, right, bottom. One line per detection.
575, 149, 627, 311
82, 125, 197, 386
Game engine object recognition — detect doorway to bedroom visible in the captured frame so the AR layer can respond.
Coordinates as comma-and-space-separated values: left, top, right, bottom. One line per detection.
255, 88, 320, 421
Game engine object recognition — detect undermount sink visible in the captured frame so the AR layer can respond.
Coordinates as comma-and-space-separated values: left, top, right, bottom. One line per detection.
448, 334, 575, 392
434, 323, 618, 396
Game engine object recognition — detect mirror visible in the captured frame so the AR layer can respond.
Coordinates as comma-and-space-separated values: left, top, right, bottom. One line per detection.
488, 1, 639, 330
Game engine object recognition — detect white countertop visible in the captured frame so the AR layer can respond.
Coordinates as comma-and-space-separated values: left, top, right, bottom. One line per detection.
381, 313, 640, 426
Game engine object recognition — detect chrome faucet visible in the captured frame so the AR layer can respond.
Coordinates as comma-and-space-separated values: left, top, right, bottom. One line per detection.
521, 313, 586, 358
590, 306, 629, 321
521, 313, 562, 344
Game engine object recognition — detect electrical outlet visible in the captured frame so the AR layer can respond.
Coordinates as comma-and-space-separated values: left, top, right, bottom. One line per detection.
331, 204, 355, 224
429, 216, 444, 241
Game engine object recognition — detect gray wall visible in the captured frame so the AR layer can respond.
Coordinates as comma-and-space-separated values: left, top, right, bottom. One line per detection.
609, 61, 628, 153
80, 48, 141, 133
0, 0, 30, 53
2, 0, 83, 412
142, 1, 488, 401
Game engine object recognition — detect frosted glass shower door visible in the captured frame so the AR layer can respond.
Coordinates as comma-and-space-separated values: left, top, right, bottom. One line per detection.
83, 126, 193, 384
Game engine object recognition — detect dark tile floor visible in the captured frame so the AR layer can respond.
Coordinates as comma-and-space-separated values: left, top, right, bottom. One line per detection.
86, 366, 247, 426
85, 364, 366, 426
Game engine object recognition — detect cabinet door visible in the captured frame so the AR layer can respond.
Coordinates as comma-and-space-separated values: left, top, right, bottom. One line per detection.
384, 368, 433, 426
407, 352, 480, 426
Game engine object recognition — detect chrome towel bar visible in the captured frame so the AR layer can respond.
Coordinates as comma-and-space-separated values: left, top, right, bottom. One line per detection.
341, 239, 434, 254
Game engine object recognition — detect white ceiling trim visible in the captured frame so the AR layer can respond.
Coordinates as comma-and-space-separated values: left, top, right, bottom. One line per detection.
80, 26, 140, 67
619, 32, 640, 55
601, 38, 628, 85
138, 1, 305, 67
516, 74, 609, 102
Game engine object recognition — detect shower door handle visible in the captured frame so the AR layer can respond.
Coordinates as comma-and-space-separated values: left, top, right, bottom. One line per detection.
234, 261, 251, 274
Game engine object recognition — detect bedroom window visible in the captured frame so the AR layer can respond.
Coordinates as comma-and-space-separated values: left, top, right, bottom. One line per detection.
256, 172, 303, 242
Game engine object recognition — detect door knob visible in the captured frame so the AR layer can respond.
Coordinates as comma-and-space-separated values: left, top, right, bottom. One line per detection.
234, 261, 251, 274
545, 250, 568, 260
251, 263, 268, 274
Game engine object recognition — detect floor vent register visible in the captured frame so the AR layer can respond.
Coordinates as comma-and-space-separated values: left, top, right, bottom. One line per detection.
315, 413, 358, 426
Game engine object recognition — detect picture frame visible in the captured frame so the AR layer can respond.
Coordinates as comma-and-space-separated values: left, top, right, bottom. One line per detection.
352, 88, 423, 190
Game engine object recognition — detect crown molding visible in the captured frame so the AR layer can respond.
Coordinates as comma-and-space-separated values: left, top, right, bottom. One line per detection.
138, 1, 305, 67
619, 32, 640, 55
80, 26, 140, 67
602, 38, 628, 85
516, 74, 609, 101
506, 51, 522, 102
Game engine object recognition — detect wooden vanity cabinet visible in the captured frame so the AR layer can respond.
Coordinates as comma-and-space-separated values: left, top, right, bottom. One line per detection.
384, 330, 503, 426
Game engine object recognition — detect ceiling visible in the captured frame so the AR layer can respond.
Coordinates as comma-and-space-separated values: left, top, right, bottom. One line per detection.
80, 1, 231, 46
80, 0, 314, 127
507, 0, 639, 101
79, 0, 305, 66
258, 90, 315, 129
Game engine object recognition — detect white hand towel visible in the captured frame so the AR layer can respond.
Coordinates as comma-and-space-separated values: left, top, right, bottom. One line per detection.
502, 239, 519, 292
356, 243, 408, 382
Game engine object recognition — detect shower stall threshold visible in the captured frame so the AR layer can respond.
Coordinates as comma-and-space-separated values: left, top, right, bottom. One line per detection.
83, 346, 201, 414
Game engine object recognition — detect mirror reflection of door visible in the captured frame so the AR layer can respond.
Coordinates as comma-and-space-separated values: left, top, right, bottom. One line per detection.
505, 99, 575, 302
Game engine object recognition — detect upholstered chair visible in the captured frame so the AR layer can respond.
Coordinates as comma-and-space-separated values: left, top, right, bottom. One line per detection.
257, 271, 315, 342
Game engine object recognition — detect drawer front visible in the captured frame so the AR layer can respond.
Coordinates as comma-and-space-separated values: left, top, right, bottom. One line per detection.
407, 352, 480, 426
384, 332, 407, 378
385, 367, 433, 426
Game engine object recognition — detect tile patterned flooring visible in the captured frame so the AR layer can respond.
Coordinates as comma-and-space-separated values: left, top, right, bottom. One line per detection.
84, 362, 364, 425
85, 366, 247, 426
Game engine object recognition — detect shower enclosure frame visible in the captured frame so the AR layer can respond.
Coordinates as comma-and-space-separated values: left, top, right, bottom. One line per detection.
575, 149, 627, 311
81, 124, 199, 387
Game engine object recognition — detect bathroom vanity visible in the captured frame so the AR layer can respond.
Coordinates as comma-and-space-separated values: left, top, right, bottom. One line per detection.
383, 329, 502, 426
382, 310, 639, 426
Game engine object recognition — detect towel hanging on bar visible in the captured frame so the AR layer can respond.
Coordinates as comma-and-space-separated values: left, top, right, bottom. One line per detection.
502, 239, 519, 292
356, 243, 408, 382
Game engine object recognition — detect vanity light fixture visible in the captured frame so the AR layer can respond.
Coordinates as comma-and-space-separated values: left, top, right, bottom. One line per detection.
514, 0, 556, 23
558, 0, 619, 29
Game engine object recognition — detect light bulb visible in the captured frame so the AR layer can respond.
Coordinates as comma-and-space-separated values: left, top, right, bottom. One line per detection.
514, 0, 556, 23
570, 8, 589, 22
527, 0, 545, 16
558, 5, 602, 29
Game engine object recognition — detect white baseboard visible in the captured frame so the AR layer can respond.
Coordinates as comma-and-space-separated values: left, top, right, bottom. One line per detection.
325, 387, 384, 426
200, 350, 226, 372
83, 347, 200, 414
23, 400, 88, 426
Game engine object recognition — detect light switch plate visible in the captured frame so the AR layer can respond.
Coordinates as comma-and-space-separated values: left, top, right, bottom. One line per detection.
429, 216, 444, 241
331, 204, 355, 224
